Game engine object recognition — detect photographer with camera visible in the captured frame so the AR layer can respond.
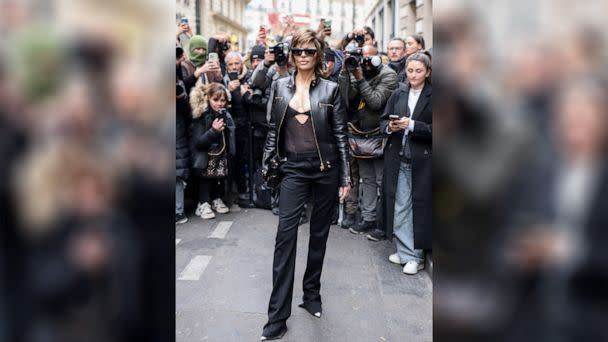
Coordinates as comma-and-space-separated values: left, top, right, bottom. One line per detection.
242, 46, 270, 172
339, 27, 376, 50
250, 42, 292, 91
189, 83, 236, 219
222, 52, 253, 203
249, 42, 294, 214
338, 44, 398, 236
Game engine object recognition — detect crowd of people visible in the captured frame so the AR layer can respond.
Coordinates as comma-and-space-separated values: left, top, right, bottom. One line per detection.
176, 18, 433, 276
176, 18, 433, 340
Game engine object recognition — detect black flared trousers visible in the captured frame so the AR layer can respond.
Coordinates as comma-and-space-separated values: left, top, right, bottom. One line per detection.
266, 153, 340, 325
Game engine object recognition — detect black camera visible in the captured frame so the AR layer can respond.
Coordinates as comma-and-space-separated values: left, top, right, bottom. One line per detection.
345, 48, 363, 71
354, 34, 365, 47
221, 41, 231, 51
176, 80, 186, 99
215, 108, 227, 121
272, 42, 290, 67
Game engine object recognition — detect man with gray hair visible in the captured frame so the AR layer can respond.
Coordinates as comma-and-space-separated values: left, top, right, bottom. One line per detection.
223, 51, 253, 204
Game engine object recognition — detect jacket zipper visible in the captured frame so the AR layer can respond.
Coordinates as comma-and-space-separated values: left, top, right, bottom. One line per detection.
310, 101, 326, 171
275, 100, 288, 159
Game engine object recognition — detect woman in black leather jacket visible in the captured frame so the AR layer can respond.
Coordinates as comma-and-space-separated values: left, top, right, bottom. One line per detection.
260, 30, 351, 340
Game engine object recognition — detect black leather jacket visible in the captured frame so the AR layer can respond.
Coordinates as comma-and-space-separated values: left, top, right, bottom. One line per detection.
263, 73, 351, 186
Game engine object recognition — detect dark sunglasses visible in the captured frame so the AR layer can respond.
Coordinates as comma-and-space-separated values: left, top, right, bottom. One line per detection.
291, 48, 317, 56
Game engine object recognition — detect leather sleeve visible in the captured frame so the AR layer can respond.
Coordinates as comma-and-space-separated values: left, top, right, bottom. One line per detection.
251, 62, 273, 91
331, 85, 351, 186
262, 81, 278, 171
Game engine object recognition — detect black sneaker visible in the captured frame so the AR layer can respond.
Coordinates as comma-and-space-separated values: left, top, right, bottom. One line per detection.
349, 220, 375, 235
176, 213, 188, 225
366, 229, 386, 241
271, 207, 279, 216
341, 213, 356, 229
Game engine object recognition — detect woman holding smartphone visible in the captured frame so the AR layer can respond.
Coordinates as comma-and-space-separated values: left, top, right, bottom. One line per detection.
260, 30, 350, 340
189, 83, 236, 219
379, 52, 432, 275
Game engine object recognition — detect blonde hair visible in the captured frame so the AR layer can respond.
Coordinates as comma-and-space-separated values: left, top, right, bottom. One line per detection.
189, 82, 231, 118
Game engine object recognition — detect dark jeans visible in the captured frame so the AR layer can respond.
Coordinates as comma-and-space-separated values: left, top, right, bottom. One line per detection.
198, 178, 225, 204
266, 154, 340, 325
233, 126, 249, 194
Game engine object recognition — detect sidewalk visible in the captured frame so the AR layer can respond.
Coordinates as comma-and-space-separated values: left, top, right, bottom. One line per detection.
176, 208, 432, 342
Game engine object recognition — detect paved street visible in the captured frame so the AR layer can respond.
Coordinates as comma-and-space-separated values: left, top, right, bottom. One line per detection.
176, 207, 432, 342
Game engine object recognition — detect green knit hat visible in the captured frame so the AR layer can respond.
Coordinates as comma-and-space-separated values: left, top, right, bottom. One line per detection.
188, 35, 208, 67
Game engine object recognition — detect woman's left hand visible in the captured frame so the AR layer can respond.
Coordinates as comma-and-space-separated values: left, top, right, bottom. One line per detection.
338, 185, 350, 201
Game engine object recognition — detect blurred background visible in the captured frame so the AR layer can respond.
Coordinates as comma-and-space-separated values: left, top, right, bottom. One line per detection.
0, 0, 174, 341
176, 0, 433, 53
433, 0, 608, 341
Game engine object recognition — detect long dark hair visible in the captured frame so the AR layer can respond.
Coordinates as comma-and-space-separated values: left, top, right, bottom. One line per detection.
289, 29, 325, 76
407, 34, 426, 50
406, 52, 432, 85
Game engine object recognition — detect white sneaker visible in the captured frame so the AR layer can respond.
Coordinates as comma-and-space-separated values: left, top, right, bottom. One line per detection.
388, 253, 402, 265
195, 203, 204, 217
403, 261, 424, 275
199, 202, 215, 219
212, 198, 229, 214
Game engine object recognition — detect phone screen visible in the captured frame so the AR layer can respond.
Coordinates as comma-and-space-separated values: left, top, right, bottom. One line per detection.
208, 53, 219, 62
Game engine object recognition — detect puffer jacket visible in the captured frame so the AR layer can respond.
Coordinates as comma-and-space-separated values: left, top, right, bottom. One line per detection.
338, 64, 398, 130
176, 92, 190, 180
263, 73, 351, 186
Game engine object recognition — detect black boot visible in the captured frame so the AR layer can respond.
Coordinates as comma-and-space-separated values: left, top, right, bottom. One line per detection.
298, 301, 322, 318
349, 219, 375, 235
341, 213, 356, 229
260, 321, 287, 340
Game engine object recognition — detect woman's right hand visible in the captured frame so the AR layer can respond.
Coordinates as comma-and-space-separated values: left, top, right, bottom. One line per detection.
195, 61, 220, 78
212, 118, 225, 132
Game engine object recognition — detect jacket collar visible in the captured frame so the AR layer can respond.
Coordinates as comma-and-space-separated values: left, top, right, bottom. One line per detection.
405, 83, 431, 120
287, 71, 320, 89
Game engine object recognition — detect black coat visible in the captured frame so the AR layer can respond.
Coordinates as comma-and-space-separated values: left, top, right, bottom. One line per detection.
379, 83, 432, 250
189, 109, 236, 173
176, 94, 190, 181
501, 156, 608, 340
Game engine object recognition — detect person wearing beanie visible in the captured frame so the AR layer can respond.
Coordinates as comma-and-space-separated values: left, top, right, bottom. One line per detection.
181, 35, 222, 86
250, 45, 266, 62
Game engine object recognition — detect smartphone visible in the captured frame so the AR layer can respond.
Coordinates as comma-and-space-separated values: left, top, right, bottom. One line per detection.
228, 72, 238, 81
389, 115, 400, 120
324, 20, 332, 29
180, 17, 188, 24
208, 52, 219, 63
